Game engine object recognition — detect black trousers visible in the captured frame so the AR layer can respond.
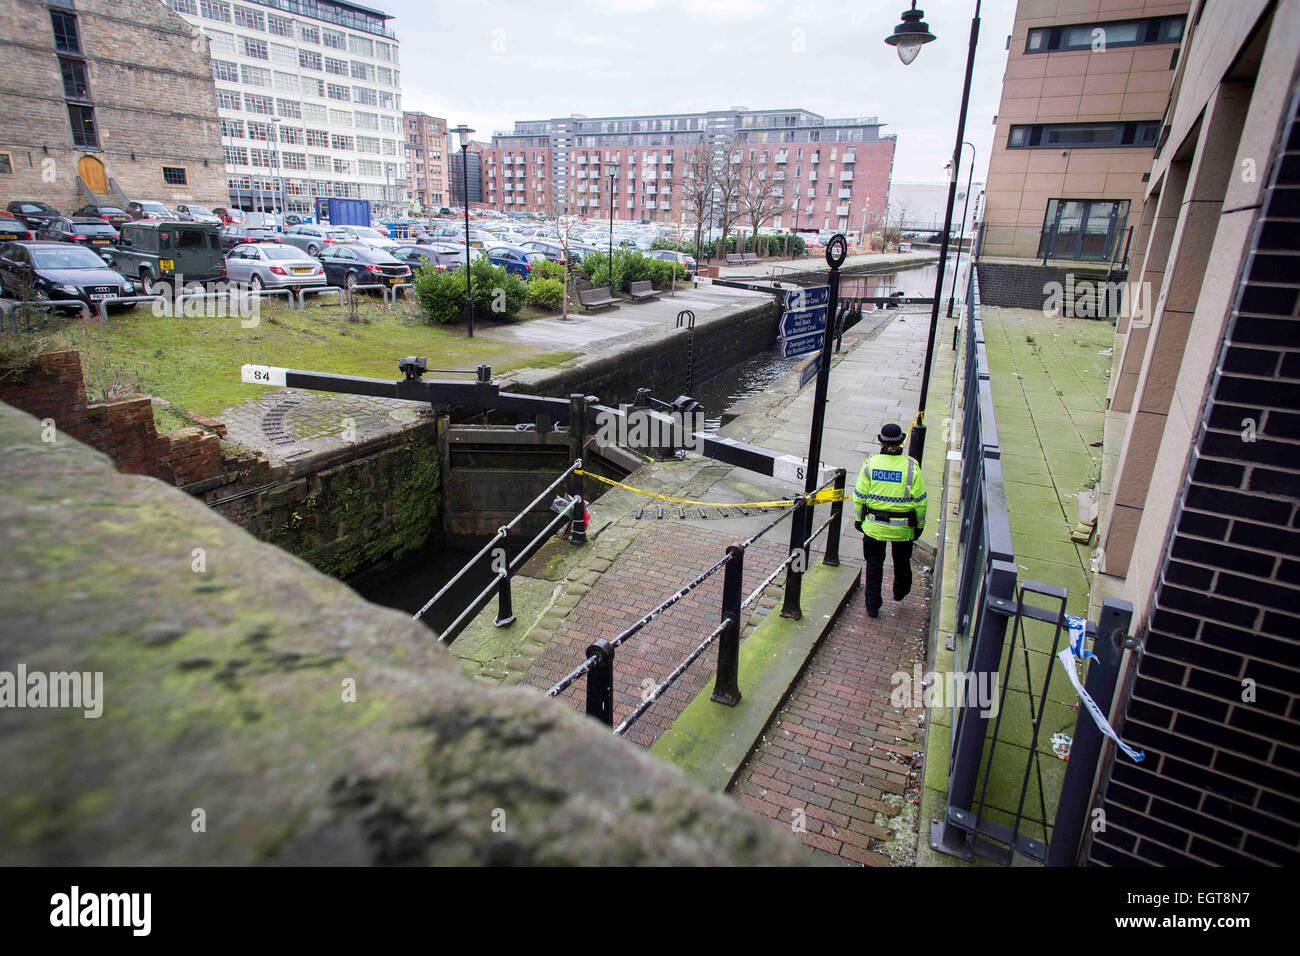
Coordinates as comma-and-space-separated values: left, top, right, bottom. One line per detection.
862, 535, 914, 613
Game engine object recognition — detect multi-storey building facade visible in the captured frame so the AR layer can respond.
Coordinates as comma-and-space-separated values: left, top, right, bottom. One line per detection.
980, 0, 1191, 264
480, 108, 896, 230
447, 138, 484, 205
403, 110, 446, 213
165, 0, 406, 219
0, 0, 227, 212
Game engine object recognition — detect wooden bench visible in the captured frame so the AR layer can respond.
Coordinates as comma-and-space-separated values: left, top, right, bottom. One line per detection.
742, 252, 759, 263
725, 253, 744, 265
578, 286, 620, 310
627, 280, 661, 302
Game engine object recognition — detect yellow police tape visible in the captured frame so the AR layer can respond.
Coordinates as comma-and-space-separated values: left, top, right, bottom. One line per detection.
574, 469, 850, 508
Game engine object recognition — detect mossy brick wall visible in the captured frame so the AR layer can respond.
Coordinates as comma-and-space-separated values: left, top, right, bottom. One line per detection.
0, 350, 221, 486
214, 424, 442, 581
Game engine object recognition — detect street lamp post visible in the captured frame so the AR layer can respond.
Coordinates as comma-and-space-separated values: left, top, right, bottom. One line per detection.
886, 0, 980, 464
860, 198, 870, 250
947, 141, 976, 318
452, 124, 475, 337
606, 156, 619, 294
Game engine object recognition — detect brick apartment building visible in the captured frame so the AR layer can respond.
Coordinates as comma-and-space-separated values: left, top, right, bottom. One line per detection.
403, 110, 447, 214
478, 108, 896, 231
0, 0, 227, 213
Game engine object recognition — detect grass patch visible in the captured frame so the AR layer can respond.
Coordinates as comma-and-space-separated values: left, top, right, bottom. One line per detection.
39, 297, 577, 420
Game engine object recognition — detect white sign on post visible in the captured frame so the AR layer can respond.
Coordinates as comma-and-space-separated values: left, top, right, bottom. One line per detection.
240, 364, 287, 387
772, 454, 833, 487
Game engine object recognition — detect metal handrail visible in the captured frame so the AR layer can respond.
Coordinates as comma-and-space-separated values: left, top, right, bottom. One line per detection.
613, 619, 729, 736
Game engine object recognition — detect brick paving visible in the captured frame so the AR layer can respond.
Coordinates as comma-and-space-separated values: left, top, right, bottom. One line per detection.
524, 522, 789, 749
729, 563, 928, 866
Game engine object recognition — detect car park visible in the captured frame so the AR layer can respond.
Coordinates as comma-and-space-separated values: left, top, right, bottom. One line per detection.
0, 241, 134, 309
315, 244, 410, 292
107, 220, 225, 295
217, 224, 282, 253
0, 216, 35, 242
224, 243, 325, 291
484, 244, 545, 278
520, 239, 569, 265
71, 204, 130, 228
646, 248, 696, 275
174, 204, 222, 225
213, 207, 245, 225
391, 243, 465, 272
6, 201, 60, 230
36, 216, 120, 249
281, 223, 353, 256
126, 200, 173, 221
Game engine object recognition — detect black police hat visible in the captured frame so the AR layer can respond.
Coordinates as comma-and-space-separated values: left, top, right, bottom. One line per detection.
878, 422, 905, 444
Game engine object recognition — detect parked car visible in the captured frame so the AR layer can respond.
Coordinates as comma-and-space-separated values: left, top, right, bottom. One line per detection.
218, 224, 282, 253
418, 225, 464, 245
281, 223, 354, 256
391, 243, 465, 272
0, 241, 134, 309
36, 216, 120, 249
484, 244, 545, 278
106, 220, 225, 295
315, 244, 410, 292
126, 200, 173, 221
213, 207, 245, 225
283, 214, 308, 226
519, 239, 569, 264
333, 225, 398, 251
646, 248, 696, 276
0, 216, 35, 243
174, 204, 223, 225
71, 204, 131, 228
224, 243, 325, 291
6, 201, 60, 229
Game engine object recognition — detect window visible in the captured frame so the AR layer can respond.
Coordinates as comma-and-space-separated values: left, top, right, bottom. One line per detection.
270, 42, 296, 65
247, 121, 272, 141
351, 61, 376, 82
1037, 199, 1131, 261
162, 166, 188, 186
1026, 15, 1185, 53
1007, 120, 1160, 148
358, 159, 382, 177
232, 5, 264, 30
273, 72, 298, 93
267, 14, 293, 38
243, 93, 273, 114
356, 135, 380, 153
278, 124, 302, 143
333, 159, 353, 175
240, 65, 270, 87
377, 66, 392, 86
225, 145, 248, 165
198, 0, 231, 21
216, 89, 240, 111
276, 99, 302, 120
352, 87, 377, 106
375, 41, 392, 62
378, 91, 394, 110
165, 0, 198, 13
59, 58, 89, 100
348, 35, 374, 57
326, 84, 350, 101
68, 104, 98, 147
299, 50, 322, 71
305, 128, 329, 147
324, 57, 348, 76
281, 152, 306, 171
220, 118, 244, 138
328, 109, 352, 126
331, 134, 354, 151
0, 152, 14, 176
212, 59, 238, 83
302, 77, 325, 98
242, 37, 268, 60
322, 29, 346, 50
298, 23, 318, 43
204, 29, 235, 55
51, 11, 81, 53
310, 154, 331, 171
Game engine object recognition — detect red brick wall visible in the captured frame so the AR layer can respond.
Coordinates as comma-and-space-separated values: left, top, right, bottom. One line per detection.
0, 350, 221, 486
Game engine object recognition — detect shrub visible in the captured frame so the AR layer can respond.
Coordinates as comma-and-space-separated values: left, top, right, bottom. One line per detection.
411, 257, 526, 324
529, 259, 566, 282
526, 277, 565, 310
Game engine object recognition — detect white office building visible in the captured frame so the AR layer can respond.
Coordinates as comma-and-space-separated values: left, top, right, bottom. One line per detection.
163, 0, 406, 220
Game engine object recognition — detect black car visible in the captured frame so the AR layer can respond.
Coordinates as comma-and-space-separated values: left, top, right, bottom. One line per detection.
218, 224, 282, 253
316, 244, 410, 291
6, 201, 60, 229
0, 241, 134, 309
72, 204, 131, 228
0, 216, 34, 242
36, 216, 120, 248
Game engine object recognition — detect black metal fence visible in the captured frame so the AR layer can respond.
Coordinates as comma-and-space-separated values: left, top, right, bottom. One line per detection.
547, 469, 847, 737
934, 267, 1134, 866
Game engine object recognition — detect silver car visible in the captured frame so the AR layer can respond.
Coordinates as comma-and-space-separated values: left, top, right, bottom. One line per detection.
224, 243, 325, 290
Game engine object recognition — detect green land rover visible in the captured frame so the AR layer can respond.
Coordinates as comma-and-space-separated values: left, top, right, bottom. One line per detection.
107, 220, 227, 295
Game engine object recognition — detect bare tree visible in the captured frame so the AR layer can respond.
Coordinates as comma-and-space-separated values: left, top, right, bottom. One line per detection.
548, 180, 585, 320
736, 151, 792, 256
713, 140, 745, 254
681, 143, 714, 256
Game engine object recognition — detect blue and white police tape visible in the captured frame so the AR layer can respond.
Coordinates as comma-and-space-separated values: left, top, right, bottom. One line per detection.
1058, 614, 1145, 763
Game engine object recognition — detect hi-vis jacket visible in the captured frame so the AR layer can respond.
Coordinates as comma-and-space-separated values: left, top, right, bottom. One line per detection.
853, 452, 928, 541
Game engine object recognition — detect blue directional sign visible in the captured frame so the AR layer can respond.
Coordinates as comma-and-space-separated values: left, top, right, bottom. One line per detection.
780, 306, 828, 338
780, 331, 824, 359
783, 285, 830, 311
798, 353, 823, 389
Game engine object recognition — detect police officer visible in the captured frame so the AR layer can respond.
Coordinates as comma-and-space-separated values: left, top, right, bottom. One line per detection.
853, 422, 927, 618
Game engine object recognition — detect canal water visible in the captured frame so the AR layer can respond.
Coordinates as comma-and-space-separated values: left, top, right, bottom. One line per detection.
352, 255, 955, 630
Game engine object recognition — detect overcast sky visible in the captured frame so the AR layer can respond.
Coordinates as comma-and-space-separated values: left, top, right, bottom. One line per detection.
393, 0, 1017, 186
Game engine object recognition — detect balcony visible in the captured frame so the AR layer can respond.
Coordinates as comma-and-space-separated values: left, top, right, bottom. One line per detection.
836, 205, 850, 216
775, 152, 788, 163
838, 189, 852, 199
840, 171, 853, 182
809, 154, 819, 163
808, 171, 817, 181
843, 150, 856, 163
658, 201, 672, 209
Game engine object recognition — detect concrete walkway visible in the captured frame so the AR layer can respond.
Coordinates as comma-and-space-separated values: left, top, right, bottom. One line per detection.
714, 250, 938, 281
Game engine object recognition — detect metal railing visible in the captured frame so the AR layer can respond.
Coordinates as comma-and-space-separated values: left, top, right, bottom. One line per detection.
934, 265, 1135, 866
547, 468, 847, 737
1, 299, 90, 330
